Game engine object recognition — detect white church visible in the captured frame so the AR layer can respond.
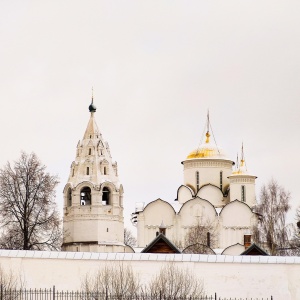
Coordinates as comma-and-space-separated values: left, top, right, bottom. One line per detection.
62, 99, 258, 255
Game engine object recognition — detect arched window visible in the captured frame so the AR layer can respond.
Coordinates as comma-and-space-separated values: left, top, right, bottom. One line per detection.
87, 167, 89, 175
104, 166, 107, 175
220, 171, 223, 190
102, 187, 110, 205
196, 171, 199, 191
80, 187, 91, 205
67, 188, 72, 206
88, 148, 91, 155
241, 185, 246, 202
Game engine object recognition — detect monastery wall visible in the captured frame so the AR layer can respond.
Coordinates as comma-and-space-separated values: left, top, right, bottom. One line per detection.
0, 250, 299, 299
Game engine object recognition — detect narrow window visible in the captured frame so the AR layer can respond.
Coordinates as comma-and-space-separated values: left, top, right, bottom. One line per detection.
159, 227, 166, 235
241, 185, 246, 202
107, 228, 109, 232
220, 171, 223, 190
67, 188, 72, 206
87, 167, 89, 175
72, 168, 74, 177
196, 171, 199, 191
207, 232, 211, 247
100, 149, 103, 155
90, 135, 92, 138
89, 148, 91, 155
80, 187, 91, 205
104, 166, 107, 175
102, 187, 110, 205
244, 234, 251, 247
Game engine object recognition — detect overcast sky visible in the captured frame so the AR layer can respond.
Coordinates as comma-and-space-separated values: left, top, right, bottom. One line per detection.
1, 1, 300, 232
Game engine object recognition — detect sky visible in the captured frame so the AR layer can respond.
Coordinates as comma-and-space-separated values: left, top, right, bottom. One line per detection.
1, 1, 300, 233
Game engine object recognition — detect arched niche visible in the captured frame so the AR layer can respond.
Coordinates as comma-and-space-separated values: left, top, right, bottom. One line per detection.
80, 186, 91, 205
67, 187, 72, 207
102, 187, 111, 205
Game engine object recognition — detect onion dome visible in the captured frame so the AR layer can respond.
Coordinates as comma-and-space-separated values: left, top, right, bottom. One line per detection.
187, 131, 227, 160
89, 102, 96, 113
89, 88, 97, 112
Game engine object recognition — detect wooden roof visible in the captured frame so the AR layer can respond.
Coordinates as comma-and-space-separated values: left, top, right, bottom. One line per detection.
241, 243, 269, 256
141, 234, 181, 254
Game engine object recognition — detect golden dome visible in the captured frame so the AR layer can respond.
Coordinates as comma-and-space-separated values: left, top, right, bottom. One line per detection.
186, 132, 226, 159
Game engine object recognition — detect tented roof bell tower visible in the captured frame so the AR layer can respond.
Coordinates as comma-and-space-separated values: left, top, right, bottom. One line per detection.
62, 96, 131, 253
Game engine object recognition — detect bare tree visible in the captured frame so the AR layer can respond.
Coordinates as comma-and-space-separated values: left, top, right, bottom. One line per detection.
287, 207, 300, 256
183, 220, 217, 254
252, 179, 290, 255
0, 266, 19, 290
124, 228, 137, 248
294, 207, 300, 248
147, 262, 205, 299
0, 152, 61, 250
81, 262, 140, 300
0, 264, 25, 300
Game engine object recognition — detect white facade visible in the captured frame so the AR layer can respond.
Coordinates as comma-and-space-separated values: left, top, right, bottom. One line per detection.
134, 120, 258, 254
62, 100, 132, 253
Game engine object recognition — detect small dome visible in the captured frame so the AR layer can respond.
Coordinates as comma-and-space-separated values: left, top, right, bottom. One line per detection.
232, 161, 248, 175
186, 132, 227, 159
89, 103, 97, 112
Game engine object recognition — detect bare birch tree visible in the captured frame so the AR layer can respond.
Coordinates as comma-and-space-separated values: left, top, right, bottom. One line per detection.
147, 262, 205, 299
81, 263, 140, 300
252, 179, 290, 255
0, 152, 61, 250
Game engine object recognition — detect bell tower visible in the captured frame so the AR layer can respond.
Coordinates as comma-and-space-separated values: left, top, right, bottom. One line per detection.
62, 96, 130, 253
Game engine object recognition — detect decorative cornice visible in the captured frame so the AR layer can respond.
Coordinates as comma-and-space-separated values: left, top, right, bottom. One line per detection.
184, 161, 233, 169
223, 226, 250, 230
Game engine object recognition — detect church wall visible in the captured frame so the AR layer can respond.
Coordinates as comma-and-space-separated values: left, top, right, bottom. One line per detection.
139, 200, 176, 247
177, 185, 194, 204
229, 177, 256, 206
0, 251, 298, 299
196, 185, 224, 207
183, 160, 232, 193
219, 202, 253, 249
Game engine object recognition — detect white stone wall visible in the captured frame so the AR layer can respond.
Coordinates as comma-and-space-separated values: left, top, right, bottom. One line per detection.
183, 159, 233, 193
0, 250, 299, 299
